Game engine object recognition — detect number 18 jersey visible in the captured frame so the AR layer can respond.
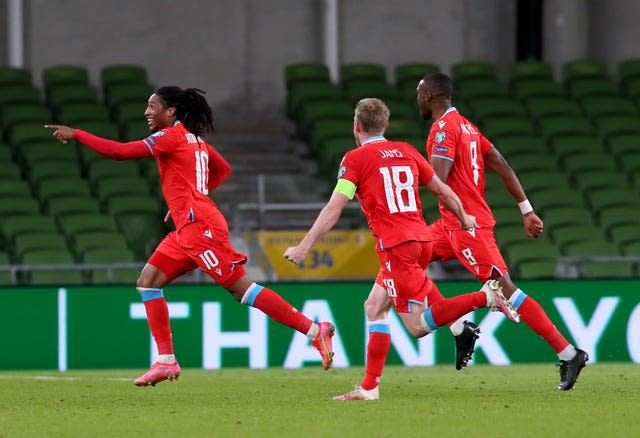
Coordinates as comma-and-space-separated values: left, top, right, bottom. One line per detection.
426, 107, 496, 228
338, 137, 434, 250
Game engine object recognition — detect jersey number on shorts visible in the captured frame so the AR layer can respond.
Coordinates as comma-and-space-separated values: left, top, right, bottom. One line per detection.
379, 166, 417, 213
198, 249, 219, 270
195, 150, 209, 194
461, 248, 477, 266
383, 278, 397, 299
469, 141, 480, 186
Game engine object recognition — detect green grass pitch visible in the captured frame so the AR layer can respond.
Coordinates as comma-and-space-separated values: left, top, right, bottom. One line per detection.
0, 364, 638, 437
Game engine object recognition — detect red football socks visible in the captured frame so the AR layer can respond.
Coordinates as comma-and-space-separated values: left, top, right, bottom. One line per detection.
361, 331, 391, 390
143, 297, 174, 355
250, 287, 313, 335
431, 292, 487, 327
518, 296, 570, 352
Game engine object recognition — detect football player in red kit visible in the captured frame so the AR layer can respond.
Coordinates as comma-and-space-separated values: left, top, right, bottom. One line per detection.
46, 86, 335, 386
419, 72, 588, 391
284, 98, 519, 400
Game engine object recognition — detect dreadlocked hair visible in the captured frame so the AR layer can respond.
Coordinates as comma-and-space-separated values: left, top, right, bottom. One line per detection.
155, 86, 215, 137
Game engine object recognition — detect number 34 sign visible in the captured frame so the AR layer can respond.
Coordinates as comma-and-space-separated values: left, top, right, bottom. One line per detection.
251, 230, 379, 280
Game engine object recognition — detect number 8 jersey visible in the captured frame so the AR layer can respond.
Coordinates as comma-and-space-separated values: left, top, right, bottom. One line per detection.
426, 107, 495, 228
337, 136, 434, 251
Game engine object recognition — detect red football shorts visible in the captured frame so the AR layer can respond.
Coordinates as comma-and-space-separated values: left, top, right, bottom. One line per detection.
374, 241, 444, 313
148, 219, 247, 288
428, 219, 508, 282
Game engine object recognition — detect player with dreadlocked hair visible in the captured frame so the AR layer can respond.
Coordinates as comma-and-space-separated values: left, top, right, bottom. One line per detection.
45, 86, 335, 387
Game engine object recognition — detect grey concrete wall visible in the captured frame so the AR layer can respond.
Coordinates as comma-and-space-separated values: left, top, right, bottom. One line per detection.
2, 0, 639, 132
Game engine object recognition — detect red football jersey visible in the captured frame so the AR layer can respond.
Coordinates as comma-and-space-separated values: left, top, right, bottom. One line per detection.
143, 121, 229, 230
426, 107, 495, 228
339, 136, 434, 250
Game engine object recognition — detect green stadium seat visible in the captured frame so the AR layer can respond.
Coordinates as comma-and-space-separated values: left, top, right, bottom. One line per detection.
43, 65, 90, 91
512, 80, 565, 99
1, 104, 51, 128
114, 213, 163, 258
113, 102, 146, 124
0, 162, 23, 180
563, 240, 620, 257
0, 85, 41, 107
74, 121, 121, 140
595, 115, 640, 139
57, 213, 118, 239
550, 224, 607, 251
12, 233, 69, 259
514, 170, 571, 194
394, 63, 439, 88
46, 195, 101, 218
121, 120, 151, 141
72, 231, 131, 257
57, 103, 111, 124
0, 196, 41, 219
586, 188, 638, 215
8, 122, 54, 147
315, 136, 354, 177
105, 83, 154, 108
622, 241, 640, 256
623, 77, 640, 98
451, 61, 497, 81
101, 64, 149, 93
309, 120, 353, 154
619, 152, 640, 175
0, 67, 32, 87
19, 140, 78, 168
37, 177, 92, 202
1, 215, 59, 240
598, 206, 637, 231
550, 135, 602, 158
531, 187, 584, 210
572, 169, 630, 193
582, 262, 634, 279
581, 96, 638, 119
525, 97, 583, 120
88, 160, 140, 183
284, 63, 330, 90
618, 58, 640, 85
538, 116, 593, 141
21, 249, 85, 285
568, 79, 619, 99
493, 135, 546, 156
607, 134, 640, 156
385, 118, 424, 140
95, 177, 151, 204
506, 153, 551, 174
0, 251, 13, 284
0, 179, 31, 198
491, 205, 525, 227
517, 259, 557, 279
340, 63, 387, 85
344, 81, 401, 104
561, 152, 617, 176
484, 188, 517, 209
28, 162, 82, 187
609, 224, 640, 248
481, 116, 535, 138
508, 61, 554, 84
506, 239, 561, 268
540, 206, 594, 229
48, 85, 99, 110
562, 60, 610, 84
495, 223, 531, 249
298, 100, 352, 138
468, 98, 527, 121
84, 247, 139, 283
455, 79, 509, 99
287, 81, 343, 120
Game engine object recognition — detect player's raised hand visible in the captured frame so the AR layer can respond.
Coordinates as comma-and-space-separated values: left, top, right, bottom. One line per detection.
524, 212, 543, 238
284, 246, 306, 265
44, 124, 74, 144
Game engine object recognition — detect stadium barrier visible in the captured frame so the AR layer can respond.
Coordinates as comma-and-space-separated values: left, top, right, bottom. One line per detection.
2, 280, 639, 370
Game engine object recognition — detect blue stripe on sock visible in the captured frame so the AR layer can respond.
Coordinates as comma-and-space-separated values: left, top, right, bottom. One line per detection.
422, 307, 438, 331
368, 324, 390, 334
245, 284, 264, 307
513, 291, 527, 310
139, 288, 163, 302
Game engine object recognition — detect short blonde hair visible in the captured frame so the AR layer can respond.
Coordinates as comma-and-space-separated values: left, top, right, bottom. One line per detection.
355, 98, 389, 133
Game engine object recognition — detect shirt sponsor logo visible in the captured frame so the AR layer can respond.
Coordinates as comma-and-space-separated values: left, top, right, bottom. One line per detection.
337, 165, 347, 178
435, 131, 446, 143
434, 145, 449, 153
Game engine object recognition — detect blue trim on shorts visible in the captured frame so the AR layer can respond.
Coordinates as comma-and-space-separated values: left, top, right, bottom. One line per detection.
139, 288, 164, 302
422, 307, 438, 331
245, 284, 264, 307
512, 291, 527, 310
368, 324, 390, 334
407, 299, 423, 313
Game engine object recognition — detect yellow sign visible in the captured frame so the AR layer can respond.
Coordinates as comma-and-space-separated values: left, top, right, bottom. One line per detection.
249, 230, 379, 280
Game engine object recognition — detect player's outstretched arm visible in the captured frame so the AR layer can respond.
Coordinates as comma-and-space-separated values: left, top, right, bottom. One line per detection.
44, 124, 151, 160
425, 174, 476, 230
284, 192, 349, 264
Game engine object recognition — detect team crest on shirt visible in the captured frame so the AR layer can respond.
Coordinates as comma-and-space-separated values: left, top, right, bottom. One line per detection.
337, 165, 347, 178
435, 131, 446, 143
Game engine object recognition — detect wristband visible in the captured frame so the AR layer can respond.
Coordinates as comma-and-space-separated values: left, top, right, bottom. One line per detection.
518, 199, 533, 215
